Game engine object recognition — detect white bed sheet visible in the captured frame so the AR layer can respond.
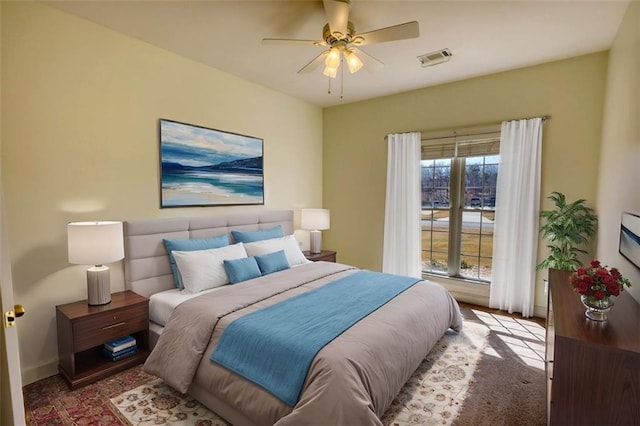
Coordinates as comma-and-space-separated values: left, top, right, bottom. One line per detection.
149, 287, 223, 326
148, 263, 310, 327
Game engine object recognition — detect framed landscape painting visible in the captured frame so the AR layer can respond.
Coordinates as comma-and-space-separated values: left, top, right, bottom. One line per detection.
619, 212, 640, 270
159, 119, 264, 207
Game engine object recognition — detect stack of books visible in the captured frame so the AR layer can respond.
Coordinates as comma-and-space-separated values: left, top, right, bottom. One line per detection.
102, 335, 137, 361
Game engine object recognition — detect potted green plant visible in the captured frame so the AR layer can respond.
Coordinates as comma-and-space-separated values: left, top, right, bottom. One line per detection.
536, 191, 597, 271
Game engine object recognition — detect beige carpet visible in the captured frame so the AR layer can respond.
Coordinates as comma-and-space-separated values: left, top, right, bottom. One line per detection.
452, 308, 546, 426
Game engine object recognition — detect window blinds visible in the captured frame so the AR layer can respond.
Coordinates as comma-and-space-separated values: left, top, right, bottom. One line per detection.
421, 126, 501, 160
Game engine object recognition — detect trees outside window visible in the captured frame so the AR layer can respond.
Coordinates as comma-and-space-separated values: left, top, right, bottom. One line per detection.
421, 153, 498, 282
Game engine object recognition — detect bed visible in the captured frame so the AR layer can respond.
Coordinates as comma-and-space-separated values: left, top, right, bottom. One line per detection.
123, 210, 463, 426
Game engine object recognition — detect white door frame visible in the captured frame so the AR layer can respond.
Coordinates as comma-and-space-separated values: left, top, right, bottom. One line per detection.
1, 185, 26, 424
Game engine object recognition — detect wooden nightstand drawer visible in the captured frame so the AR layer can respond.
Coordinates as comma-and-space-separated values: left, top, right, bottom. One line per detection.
73, 304, 148, 352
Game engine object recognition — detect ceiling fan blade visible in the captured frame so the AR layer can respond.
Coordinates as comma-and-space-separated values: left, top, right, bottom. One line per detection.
353, 21, 419, 46
262, 38, 327, 46
298, 51, 330, 74
323, 0, 350, 39
350, 47, 384, 71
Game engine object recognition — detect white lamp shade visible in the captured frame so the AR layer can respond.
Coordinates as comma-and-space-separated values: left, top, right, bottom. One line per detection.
68, 221, 124, 265
301, 209, 330, 231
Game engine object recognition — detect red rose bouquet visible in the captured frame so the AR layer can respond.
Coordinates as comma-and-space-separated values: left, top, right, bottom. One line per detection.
570, 259, 631, 300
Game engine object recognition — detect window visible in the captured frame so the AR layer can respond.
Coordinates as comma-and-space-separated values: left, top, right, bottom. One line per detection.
421, 127, 500, 282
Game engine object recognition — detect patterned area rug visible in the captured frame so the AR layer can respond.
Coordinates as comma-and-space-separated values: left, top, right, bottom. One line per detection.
111, 379, 225, 425
108, 322, 487, 426
106, 322, 487, 426
24, 364, 153, 425
25, 308, 545, 425
382, 322, 488, 425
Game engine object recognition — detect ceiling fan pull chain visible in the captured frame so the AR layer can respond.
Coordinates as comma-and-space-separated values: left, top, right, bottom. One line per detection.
328, 76, 332, 94
340, 55, 344, 99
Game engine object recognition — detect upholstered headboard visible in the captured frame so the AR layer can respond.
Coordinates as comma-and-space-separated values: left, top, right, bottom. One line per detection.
123, 210, 294, 298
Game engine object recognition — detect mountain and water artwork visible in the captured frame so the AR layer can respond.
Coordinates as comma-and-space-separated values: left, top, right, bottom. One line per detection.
620, 212, 640, 270
160, 119, 264, 207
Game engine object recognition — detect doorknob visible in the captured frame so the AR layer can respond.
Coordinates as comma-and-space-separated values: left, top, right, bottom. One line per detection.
4, 304, 25, 328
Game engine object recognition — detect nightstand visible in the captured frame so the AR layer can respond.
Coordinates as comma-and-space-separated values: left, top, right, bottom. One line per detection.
56, 290, 149, 389
303, 250, 337, 262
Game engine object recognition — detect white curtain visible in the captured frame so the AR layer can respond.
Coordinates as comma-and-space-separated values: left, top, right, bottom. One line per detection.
382, 132, 422, 278
489, 118, 543, 317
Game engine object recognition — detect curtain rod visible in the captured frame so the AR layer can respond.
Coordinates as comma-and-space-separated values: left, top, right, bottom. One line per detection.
504, 115, 550, 123
418, 115, 551, 135
385, 115, 550, 140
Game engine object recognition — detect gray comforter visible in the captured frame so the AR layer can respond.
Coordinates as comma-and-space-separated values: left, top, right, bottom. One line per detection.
144, 262, 463, 425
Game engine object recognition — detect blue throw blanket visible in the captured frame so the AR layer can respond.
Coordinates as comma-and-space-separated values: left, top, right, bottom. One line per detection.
210, 270, 420, 406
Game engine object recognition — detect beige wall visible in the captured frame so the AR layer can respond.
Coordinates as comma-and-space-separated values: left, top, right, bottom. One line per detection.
597, 1, 640, 303
1, 2, 322, 384
323, 52, 609, 316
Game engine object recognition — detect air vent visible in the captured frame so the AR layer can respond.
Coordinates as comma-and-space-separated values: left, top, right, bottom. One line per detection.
418, 48, 452, 67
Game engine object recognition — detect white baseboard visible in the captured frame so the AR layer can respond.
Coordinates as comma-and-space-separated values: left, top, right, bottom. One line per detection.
533, 305, 547, 319
426, 274, 547, 319
22, 360, 58, 386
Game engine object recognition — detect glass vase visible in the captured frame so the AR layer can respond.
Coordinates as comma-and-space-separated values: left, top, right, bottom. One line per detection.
580, 294, 614, 321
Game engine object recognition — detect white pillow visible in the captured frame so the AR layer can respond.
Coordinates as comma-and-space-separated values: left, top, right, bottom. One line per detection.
244, 234, 311, 267
173, 243, 248, 294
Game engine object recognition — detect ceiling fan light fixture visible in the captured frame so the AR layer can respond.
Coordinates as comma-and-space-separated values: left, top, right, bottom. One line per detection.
345, 49, 363, 74
264, 0, 420, 97
323, 65, 338, 78
325, 47, 341, 69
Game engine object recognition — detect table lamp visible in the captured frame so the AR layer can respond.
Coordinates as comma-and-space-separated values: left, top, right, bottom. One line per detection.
67, 221, 124, 305
301, 209, 330, 254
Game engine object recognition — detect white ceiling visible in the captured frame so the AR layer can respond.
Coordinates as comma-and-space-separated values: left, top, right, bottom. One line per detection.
45, 0, 630, 108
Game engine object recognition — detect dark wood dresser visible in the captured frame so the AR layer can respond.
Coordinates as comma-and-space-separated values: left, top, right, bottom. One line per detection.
546, 269, 640, 425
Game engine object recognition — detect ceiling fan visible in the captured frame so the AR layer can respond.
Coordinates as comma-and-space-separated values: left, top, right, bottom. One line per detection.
262, 0, 419, 79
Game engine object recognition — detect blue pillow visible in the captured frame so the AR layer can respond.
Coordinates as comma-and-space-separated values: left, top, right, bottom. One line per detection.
231, 225, 283, 243
163, 235, 229, 289
223, 257, 262, 284
255, 250, 290, 275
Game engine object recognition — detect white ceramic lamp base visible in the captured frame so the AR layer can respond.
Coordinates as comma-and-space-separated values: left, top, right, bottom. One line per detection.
309, 230, 322, 254
87, 265, 111, 305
